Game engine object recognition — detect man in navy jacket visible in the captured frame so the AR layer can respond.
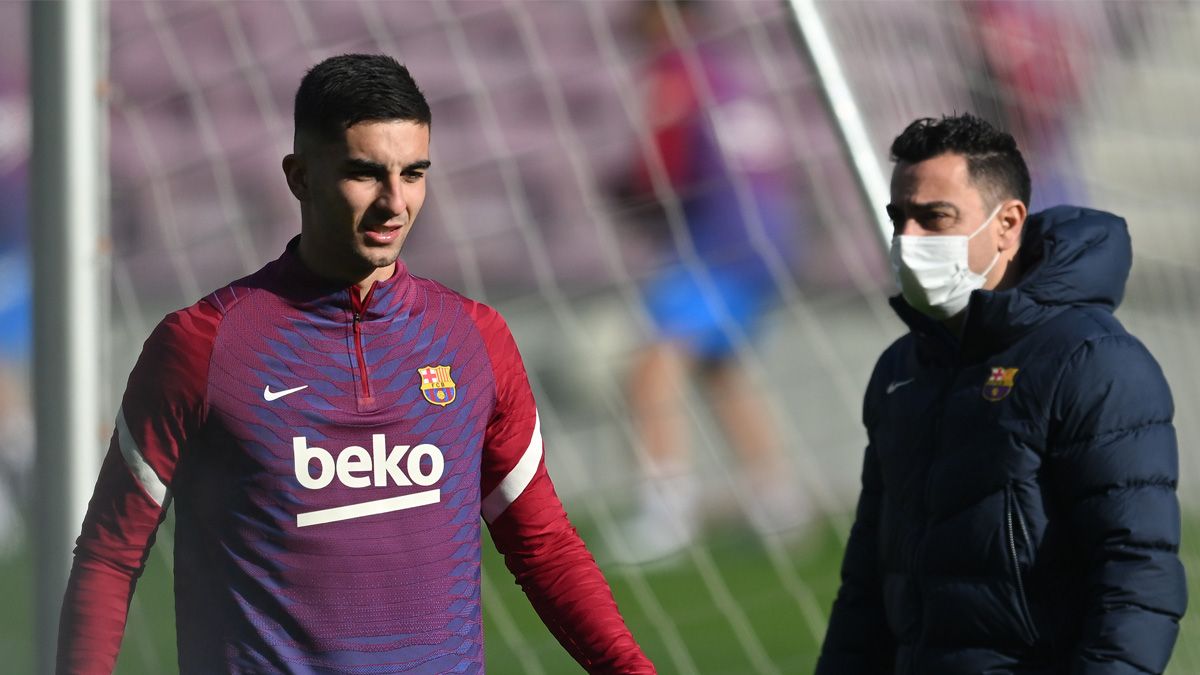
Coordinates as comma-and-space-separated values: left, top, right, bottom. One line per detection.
817, 114, 1186, 674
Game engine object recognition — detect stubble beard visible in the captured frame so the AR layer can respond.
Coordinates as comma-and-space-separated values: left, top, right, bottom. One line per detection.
362, 248, 400, 270
355, 235, 405, 271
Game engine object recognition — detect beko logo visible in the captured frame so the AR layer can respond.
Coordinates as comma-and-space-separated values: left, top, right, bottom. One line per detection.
292, 435, 445, 527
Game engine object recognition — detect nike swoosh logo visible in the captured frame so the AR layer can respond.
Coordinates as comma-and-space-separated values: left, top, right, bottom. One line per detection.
886, 378, 915, 395
264, 384, 308, 401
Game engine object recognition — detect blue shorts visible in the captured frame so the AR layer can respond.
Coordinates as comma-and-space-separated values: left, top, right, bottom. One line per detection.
641, 263, 772, 361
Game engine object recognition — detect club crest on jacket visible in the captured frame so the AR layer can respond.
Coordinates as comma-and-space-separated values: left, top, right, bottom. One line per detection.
419, 365, 457, 406
983, 367, 1019, 402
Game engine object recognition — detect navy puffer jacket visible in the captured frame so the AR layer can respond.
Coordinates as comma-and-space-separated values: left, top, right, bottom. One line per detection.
817, 207, 1186, 674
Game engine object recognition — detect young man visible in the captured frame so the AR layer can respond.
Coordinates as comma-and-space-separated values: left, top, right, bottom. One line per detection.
817, 114, 1185, 674
58, 54, 654, 674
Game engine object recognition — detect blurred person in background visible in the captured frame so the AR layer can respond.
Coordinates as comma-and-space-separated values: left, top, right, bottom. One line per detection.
970, 0, 1089, 209
611, 0, 806, 565
58, 54, 653, 674
817, 114, 1185, 674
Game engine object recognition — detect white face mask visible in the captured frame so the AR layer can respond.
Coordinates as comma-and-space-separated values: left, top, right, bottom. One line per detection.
890, 203, 1002, 320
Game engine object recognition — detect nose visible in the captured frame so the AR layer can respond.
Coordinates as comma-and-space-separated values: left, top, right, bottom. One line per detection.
377, 173, 407, 216
894, 218, 923, 237
899, 219, 922, 236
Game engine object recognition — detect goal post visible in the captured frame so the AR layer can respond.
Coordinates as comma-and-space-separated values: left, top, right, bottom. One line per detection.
30, 1, 106, 673
784, 0, 892, 249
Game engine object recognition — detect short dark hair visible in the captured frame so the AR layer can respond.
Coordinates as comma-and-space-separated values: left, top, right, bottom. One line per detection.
294, 54, 431, 142
890, 113, 1031, 207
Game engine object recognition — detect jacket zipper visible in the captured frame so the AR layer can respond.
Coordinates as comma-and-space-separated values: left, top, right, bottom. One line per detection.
1006, 485, 1038, 643
349, 287, 373, 398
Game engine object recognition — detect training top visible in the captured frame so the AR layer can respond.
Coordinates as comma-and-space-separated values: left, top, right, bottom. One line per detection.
58, 239, 653, 674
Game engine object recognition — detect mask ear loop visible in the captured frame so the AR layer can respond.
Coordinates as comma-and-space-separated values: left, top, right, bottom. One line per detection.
968, 202, 1005, 240
969, 202, 1005, 276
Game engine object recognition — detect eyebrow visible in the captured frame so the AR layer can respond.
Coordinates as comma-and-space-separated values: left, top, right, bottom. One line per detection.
342, 158, 432, 173
886, 200, 960, 217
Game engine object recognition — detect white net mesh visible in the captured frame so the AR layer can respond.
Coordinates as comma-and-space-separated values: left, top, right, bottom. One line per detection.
2, 0, 1199, 672
100, 2, 885, 671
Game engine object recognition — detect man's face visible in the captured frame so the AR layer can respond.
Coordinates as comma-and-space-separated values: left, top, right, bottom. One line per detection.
886, 152, 1002, 286
284, 120, 430, 282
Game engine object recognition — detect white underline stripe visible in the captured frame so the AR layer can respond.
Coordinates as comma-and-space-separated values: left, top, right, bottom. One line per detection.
116, 407, 169, 507
296, 489, 441, 527
481, 411, 543, 523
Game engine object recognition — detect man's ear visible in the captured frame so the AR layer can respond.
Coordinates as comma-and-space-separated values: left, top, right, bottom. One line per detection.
282, 153, 306, 201
997, 199, 1027, 251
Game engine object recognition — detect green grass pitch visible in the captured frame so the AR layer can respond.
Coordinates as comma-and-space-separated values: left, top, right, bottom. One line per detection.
3, 515, 1197, 673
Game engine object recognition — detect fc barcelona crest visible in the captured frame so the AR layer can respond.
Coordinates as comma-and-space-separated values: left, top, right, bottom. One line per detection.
418, 365, 457, 406
983, 367, 1019, 402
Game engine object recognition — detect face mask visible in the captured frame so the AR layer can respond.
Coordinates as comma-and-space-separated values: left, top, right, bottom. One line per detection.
890, 203, 1002, 320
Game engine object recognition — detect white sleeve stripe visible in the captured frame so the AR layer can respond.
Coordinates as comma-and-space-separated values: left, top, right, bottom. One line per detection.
116, 407, 170, 508
481, 411, 543, 523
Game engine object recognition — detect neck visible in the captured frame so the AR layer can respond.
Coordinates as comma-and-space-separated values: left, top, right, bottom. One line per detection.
991, 248, 1024, 293
297, 236, 395, 299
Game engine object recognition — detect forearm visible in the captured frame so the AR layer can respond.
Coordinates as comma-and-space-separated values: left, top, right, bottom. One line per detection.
502, 522, 653, 674
57, 554, 138, 675
818, 438, 892, 674
816, 522, 894, 675
1070, 517, 1186, 674
488, 471, 653, 674
57, 448, 165, 675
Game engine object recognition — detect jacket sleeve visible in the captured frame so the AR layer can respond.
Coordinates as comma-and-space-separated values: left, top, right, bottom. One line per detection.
57, 302, 219, 675
816, 371, 895, 674
469, 302, 655, 674
1050, 334, 1186, 675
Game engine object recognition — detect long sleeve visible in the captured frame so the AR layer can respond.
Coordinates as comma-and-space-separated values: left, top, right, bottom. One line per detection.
1050, 334, 1186, 674
816, 435, 894, 675
469, 302, 654, 674
57, 302, 219, 675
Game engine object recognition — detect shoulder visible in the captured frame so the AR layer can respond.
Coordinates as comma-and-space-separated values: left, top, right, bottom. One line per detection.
200, 261, 279, 320
412, 274, 513, 342
1039, 304, 1127, 348
462, 298, 509, 340
1057, 326, 1167, 395
1042, 305, 1164, 393
135, 264, 278, 401
461, 298, 521, 370
876, 333, 917, 371
1051, 317, 1172, 436
868, 334, 918, 394
147, 298, 224, 366
406, 276, 526, 384
126, 297, 225, 420
862, 333, 918, 425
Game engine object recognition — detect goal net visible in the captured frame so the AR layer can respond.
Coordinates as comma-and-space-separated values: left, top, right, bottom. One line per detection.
5, 0, 1200, 672
100, 3, 887, 671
